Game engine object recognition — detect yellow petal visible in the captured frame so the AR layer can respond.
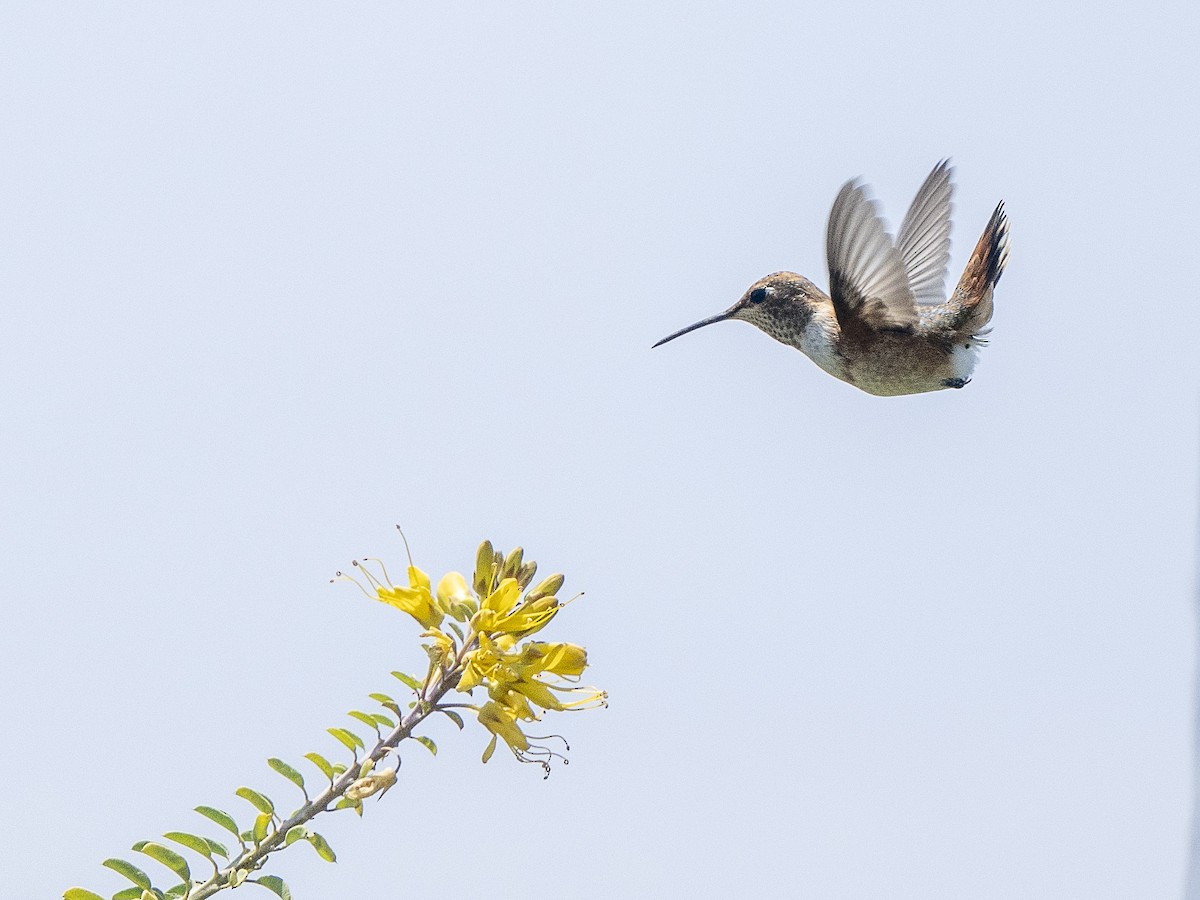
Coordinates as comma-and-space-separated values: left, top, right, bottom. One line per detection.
492, 598, 559, 637
436, 571, 471, 607
478, 700, 529, 752
457, 662, 484, 692
377, 585, 443, 629
481, 578, 521, 617
517, 680, 564, 711
408, 565, 431, 592
519, 642, 587, 676
492, 686, 540, 721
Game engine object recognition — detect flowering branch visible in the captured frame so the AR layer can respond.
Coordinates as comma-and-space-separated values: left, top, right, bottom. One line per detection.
65, 535, 606, 900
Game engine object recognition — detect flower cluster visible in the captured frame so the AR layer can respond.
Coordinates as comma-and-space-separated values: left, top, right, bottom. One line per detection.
68, 534, 607, 900
341, 534, 605, 774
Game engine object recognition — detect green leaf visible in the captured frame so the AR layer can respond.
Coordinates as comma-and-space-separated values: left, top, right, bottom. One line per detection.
254, 875, 293, 900
303, 752, 335, 782
202, 837, 230, 859
193, 806, 240, 837
306, 832, 337, 862
63, 890, 106, 900
101, 858, 150, 889
235, 787, 275, 815
371, 712, 396, 728
413, 735, 437, 756
267, 758, 306, 794
252, 812, 272, 843
390, 670, 423, 692
437, 708, 465, 730
110, 888, 144, 900
133, 842, 191, 884
331, 762, 348, 775
283, 825, 307, 847
163, 884, 189, 899
347, 710, 381, 733
446, 620, 465, 642
327, 727, 364, 753
369, 692, 402, 716
162, 832, 215, 860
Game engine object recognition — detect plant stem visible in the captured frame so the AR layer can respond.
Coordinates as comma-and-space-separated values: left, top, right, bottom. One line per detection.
186, 669, 462, 900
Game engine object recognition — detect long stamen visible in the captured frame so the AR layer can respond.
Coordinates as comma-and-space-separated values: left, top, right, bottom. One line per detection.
332, 570, 376, 600
352, 558, 387, 591
516, 742, 570, 777
395, 525, 415, 569
524, 733, 571, 751
362, 556, 394, 586
557, 693, 608, 710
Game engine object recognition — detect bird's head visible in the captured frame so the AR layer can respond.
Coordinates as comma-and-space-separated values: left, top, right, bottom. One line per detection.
652, 272, 818, 349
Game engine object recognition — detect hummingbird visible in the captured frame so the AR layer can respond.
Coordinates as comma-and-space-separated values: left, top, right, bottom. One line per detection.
653, 161, 1009, 396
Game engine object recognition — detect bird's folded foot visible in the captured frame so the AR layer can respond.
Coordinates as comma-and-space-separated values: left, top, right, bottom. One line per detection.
942, 377, 971, 389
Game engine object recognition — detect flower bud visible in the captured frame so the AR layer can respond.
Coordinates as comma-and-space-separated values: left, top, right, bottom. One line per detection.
526, 573, 564, 602
473, 540, 495, 595
502, 546, 524, 580
516, 559, 538, 589
436, 571, 472, 614
449, 597, 478, 622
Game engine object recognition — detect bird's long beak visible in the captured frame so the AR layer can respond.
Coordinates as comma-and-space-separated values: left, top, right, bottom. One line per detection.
652, 311, 732, 348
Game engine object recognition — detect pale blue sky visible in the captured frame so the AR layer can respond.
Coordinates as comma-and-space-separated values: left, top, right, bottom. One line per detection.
3, 2, 1199, 897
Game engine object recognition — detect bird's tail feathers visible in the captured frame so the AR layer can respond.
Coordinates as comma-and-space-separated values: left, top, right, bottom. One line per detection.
953, 201, 1009, 334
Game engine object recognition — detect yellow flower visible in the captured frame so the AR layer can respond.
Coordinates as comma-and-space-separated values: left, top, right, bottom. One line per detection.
342, 538, 604, 776
507, 642, 604, 711
506, 676, 607, 713
501, 597, 560, 639
478, 578, 521, 619
435, 571, 476, 621
422, 628, 456, 670
457, 632, 502, 692
502, 679, 565, 712
461, 637, 604, 715
377, 565, 444, 630
473, 578, 560, 637
490, 686, 540, 722
478, 700, 529, 763
515, 641, 587, 678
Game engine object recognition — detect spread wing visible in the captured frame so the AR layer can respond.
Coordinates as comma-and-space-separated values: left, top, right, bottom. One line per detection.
826, 180, 918, 334
895, 160, 954, 305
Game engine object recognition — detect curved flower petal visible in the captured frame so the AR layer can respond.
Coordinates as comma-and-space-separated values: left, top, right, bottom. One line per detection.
517, 642, 587, 677
481, 579, 521, 617
478, 700, 529, 754
436, 571, 471, 607
377, 584, 444, 629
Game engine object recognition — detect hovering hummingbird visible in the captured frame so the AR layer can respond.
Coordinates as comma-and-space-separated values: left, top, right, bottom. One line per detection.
653, 161, 1009, 396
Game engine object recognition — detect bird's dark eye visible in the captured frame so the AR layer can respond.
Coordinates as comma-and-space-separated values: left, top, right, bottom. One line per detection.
749, 287, 767, 303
